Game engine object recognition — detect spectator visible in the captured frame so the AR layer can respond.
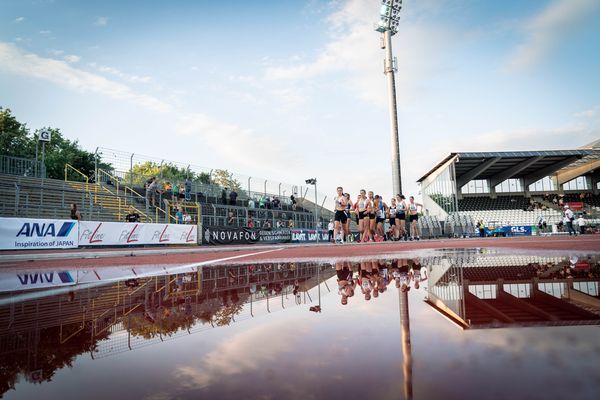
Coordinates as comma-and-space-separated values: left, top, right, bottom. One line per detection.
70, 203, 82, 220
125, 206, 140, 222
259, 196, 267, 209
183, 211, 192, 224
276, 220, 283, 228
247, 216, 255, 228
229, 189, 238, 206
477, 220, 485, 237
227, 211, 235, 225
146, 177, 158, 207
185, 178, 192, 201
179, 183, 186, 202
288, 218, 294, 228
564, 206, 576, 235
221, 188, 228, 205
577, 214, 586, 235
537, 215, 547, 234
172, 182, 180, 203
248, 198, 255, 208
263, 219, 272, 229
290, 194, 297, 211
272, 197, 281, 209
327, 219, 335, 242
175, 207, 184, 224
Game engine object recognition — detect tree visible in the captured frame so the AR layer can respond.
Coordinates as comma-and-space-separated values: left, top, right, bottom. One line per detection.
212, 169, 241, 191
0, 107, 109, 180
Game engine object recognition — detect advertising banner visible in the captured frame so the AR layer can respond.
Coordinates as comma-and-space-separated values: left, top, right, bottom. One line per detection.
290, 229, 330, 243
78, 221, 197, 246
0, 217, 79, 250
0, 270, 77, 291
201, 226, 292, 245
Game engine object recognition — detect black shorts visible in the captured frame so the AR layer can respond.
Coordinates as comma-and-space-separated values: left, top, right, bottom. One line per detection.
397, 212, 406, 220
334, 210, 348, 223
376, 217, 385, 224
368, 213, 376, 219
358, 211, 366, 220
409, 214, 418, 222
389, 217, 396, 225
337, 268, 352, 281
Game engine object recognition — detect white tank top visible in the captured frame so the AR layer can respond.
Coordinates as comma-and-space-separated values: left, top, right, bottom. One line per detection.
398, 201, 406, 212
389, 206, 397, 217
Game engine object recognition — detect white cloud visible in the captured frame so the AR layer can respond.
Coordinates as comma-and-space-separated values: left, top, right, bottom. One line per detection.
39, 30, 51, 35
47, 48, 64, 56
264, 0, 463, 107
507, 0, 600, 70
575, 105, 600, 118
89, 62, 151, 83
0, 42, 169, 113
94, 16, 108, 26
15, 17, 25, 23
0, 42, 295, 174
63, 54, 81, 63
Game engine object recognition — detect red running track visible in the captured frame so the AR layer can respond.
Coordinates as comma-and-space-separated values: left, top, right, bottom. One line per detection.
1, 235, 599, 270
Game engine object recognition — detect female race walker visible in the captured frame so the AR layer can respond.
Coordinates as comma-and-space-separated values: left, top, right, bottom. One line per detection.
366, 191, 376, 242
407, 196, 424, 240
355, 190, 370, 243
389, 197, 398, 240
344, 193, 353, 242
396, 194, 408, 241
334, 186, 348, 244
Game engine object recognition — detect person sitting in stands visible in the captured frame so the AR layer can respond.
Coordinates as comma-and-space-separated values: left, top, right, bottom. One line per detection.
126, 206, 140, 222
247, 216, 255, 228
175, 207, 184, 224
263, 219, 272, 229
272, 197, 281, 209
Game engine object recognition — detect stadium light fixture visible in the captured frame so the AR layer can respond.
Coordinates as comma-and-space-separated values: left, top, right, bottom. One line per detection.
304, 178, 319, 242
375, 0, 403, 195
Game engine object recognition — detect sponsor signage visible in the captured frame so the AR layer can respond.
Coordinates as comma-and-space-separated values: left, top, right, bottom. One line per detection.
201, 226, 293, 245
290, 229, 329, 243
78, 221, 197, 246
0, 217, 79, 250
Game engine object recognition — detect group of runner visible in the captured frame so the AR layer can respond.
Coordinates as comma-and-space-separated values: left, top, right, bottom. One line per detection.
333, 187, 424, 244
336, 259, 427, 305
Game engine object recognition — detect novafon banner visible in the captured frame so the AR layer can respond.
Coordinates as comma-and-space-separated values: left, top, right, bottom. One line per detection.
0, 217, 79, 250
78, 221, 197, 246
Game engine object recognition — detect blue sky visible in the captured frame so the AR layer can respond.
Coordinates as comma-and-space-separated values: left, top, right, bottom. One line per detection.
1, 0, 599, 203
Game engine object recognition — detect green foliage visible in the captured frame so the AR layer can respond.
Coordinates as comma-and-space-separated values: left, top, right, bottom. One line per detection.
212, 169, 242, 191
0, 107, 109, 180
123, 161, 208, 187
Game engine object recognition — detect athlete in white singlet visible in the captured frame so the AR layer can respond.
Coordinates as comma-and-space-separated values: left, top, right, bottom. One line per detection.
408, 195, 424, 240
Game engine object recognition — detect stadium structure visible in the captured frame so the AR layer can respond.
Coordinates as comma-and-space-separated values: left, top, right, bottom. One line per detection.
417, 139, 600, 235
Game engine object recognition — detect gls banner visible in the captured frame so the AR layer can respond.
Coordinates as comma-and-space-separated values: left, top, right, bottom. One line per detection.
79, 221, 197, 246
0, 217, 79, 250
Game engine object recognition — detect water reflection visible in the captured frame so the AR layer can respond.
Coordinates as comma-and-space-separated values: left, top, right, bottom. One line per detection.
425, 251, 600, 329
1, 250, 599, 398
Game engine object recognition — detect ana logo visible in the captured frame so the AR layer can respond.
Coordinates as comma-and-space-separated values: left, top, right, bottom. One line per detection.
16, 222, 76, 238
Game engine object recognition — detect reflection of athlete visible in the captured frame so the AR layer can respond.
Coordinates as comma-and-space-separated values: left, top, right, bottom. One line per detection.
336, 262, 356, 305
407, 196, 423, 240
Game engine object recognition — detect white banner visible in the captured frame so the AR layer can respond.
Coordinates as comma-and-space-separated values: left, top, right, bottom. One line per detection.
78, 221, 198, 246
0, 217, 79, 250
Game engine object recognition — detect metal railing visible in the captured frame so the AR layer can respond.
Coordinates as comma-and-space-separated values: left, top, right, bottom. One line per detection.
64, 164, 89, 187
0, 154, 44, 178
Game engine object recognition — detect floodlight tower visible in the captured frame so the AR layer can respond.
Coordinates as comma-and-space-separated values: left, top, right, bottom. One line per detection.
376, 0, 403, 195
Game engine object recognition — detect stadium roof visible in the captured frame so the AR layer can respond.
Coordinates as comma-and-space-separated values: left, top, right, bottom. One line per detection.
417, 148, 600, 187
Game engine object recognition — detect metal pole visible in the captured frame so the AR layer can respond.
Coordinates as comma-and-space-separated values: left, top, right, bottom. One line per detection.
248, 177, 251, 198
399, 286, 413, 400
130, 153, 134, 187
35, 138, 39, 177
314, 181, 319, 243
384, 29, 402, 195
278, 183, 281, 198
264, 180, 267, 196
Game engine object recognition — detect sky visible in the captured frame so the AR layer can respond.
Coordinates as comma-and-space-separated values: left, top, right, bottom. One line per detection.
1, 0, 599, 205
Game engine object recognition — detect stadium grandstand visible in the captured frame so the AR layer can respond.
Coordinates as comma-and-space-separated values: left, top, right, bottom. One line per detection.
0, 147, 335, 230
417, 139, 600, 235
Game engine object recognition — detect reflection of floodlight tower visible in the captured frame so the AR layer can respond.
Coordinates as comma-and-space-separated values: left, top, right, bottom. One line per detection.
376, 0, 403, 195
399, 286, 413, 400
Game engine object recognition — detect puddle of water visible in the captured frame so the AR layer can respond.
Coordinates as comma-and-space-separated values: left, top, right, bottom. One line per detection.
1, 249, 600, 399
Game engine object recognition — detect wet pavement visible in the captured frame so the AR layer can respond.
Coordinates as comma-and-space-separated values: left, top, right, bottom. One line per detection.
1, 248, 600, 399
